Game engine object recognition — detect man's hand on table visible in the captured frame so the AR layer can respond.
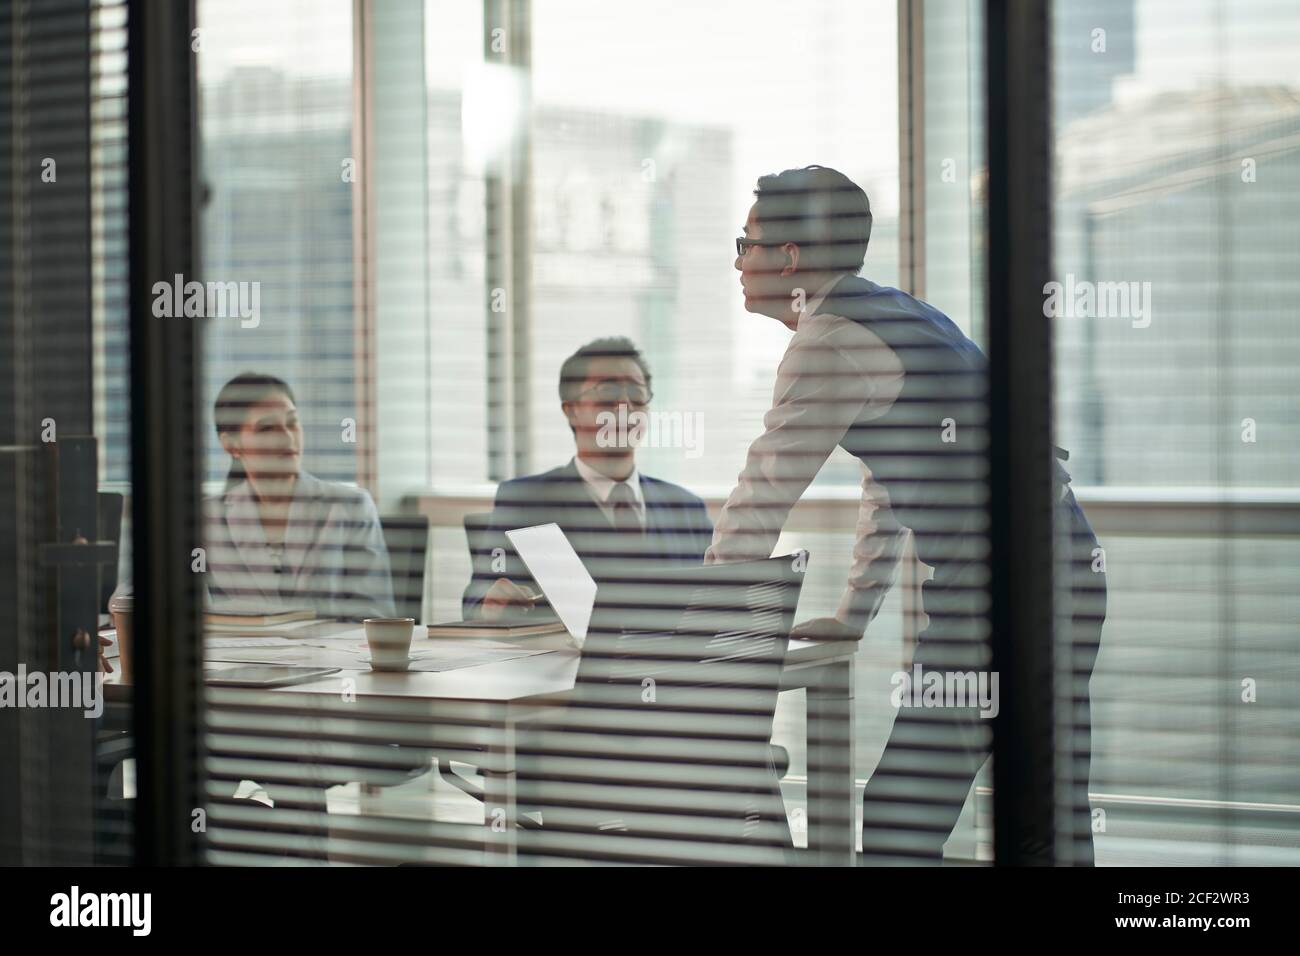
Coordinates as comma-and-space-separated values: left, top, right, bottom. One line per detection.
481, 577, 542, 620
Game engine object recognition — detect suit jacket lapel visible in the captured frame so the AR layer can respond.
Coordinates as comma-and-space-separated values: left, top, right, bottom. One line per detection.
638, 477, 679, 557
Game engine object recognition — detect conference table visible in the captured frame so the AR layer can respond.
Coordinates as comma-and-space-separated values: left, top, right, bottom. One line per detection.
105, 622, 857, 865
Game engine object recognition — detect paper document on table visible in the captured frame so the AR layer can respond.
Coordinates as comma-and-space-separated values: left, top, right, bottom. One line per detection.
399, 646, 553, 671
205, 618, 323, 636
202, 638, 554, 671
326, 639, 556, 671
205, 636, 300, 649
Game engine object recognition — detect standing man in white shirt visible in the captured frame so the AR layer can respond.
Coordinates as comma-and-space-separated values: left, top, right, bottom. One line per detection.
707, 165, 1105, 864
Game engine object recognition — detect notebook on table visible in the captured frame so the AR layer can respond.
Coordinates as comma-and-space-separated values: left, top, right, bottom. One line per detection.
427, 614, 566, 639
206, 608, 315, 628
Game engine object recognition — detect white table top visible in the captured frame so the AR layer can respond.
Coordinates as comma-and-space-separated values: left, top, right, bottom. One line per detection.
104, 620, 852, 704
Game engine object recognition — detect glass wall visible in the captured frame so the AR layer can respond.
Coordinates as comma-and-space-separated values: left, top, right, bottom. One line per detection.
1052, 0, 1300, 864
18, 0, 1292, 868
186, 0, 913, 864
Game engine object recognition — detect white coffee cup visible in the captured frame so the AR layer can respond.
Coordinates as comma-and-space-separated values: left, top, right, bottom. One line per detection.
363, 617, 415, 671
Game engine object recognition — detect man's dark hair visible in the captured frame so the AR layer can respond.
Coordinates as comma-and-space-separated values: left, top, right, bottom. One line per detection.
752, 165, 872, 273
558, 336, 653, 403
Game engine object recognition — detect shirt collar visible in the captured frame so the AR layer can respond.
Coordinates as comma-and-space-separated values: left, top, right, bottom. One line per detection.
796, 274, 851, 330
572, 456, 644, 509
226, 470, 319, 503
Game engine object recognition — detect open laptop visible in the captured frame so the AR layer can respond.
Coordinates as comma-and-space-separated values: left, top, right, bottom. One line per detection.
505, 523, 599, 643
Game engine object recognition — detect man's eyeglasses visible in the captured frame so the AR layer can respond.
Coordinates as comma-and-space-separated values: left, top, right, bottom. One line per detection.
575, 381, 653, 405
736, 236, 787, 257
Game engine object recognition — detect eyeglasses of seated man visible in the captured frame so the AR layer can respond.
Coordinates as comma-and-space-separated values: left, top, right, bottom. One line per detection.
572, 380, 653, 406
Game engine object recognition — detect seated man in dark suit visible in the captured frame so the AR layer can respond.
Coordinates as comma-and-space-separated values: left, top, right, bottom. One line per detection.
463, 336, 713, 620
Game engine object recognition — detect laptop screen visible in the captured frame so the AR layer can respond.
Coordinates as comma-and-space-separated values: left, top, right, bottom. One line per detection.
504, 523, 598, 644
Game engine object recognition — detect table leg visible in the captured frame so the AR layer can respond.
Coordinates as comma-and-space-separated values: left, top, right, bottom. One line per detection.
806, 658, 855, 865
482, 720, 518, 865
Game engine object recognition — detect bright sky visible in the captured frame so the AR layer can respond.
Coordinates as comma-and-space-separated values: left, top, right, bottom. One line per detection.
1129, 0, 1300, 92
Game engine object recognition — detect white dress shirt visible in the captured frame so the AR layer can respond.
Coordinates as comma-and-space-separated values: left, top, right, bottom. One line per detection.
705, 274, 910, 630
110, 472, 396, 621
573, 455, 645, 530
204, 471, 396, 620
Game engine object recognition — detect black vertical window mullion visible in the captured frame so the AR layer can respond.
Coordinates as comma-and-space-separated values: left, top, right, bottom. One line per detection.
984, 0, 1058, 865
126, 0, 204, 867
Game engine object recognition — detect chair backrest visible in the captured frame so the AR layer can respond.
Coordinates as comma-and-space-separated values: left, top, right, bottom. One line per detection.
98, 491, 124, 612
462, 511, 495, 564
576, 556, 803, 710
461, 511, 499, 617
521, 553, 807, 864
380, 515, 429, 622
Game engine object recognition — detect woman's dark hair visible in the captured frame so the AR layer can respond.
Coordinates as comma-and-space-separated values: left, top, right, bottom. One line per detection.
214, 372, 296, 490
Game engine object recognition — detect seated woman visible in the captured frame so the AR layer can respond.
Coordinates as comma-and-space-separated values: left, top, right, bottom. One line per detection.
204, 371, 395, 621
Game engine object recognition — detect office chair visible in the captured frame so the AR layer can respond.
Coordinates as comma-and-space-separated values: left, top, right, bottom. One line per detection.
444, 555, 805, 864
460, 511, 498, 619
380, 514, 429, 622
